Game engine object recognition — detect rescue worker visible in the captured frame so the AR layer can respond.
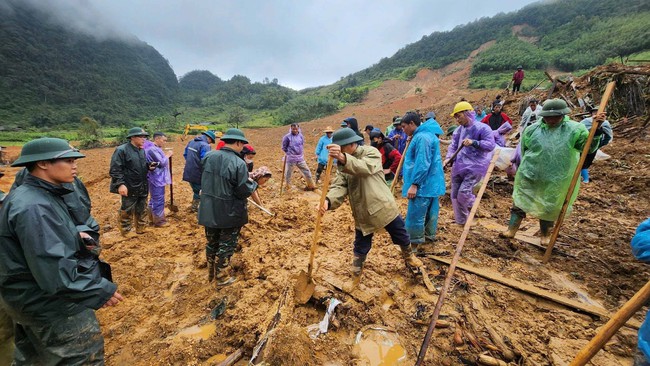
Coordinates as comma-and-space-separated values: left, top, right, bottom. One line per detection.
630, 218, 650, 366
182, 130, 217, 212
481, 103, 513, 147
240, 144, 256, 173
519, 99, 541, 134
500, 99, 605, 244
445, 102, 496, 225
423, 111, 444, 137
342, 117, 364, 145
145, 132, 173, 227
315, 126, 335, 183
320, 128, 423, 288
199, 129, 257, 286
580, 105, 613, 183
512, 66, 525, 94
400, 112, 446, 246
388, 118, 408, 154
369, 130, 401, 184
282, 123, 316, 191
109, 127, 156, 237
0, 138, 122, 364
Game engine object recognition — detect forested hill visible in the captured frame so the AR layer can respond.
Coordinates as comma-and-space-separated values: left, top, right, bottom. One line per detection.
0, 1, 178, 128
341, 0, 650, 86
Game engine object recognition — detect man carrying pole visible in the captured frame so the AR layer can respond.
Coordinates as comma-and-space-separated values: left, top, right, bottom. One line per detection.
499, 99, 605, 245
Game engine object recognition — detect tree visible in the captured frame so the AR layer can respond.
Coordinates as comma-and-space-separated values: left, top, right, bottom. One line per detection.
228, 106, 246, 129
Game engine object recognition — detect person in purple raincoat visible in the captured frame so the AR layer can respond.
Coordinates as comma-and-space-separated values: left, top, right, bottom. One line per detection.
282, 123, 316, 191
145, 132, 173, 226
445, 101, 496, 225
481, 103, 513, 147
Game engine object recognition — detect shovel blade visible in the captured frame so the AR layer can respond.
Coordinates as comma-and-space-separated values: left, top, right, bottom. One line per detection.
294, 270, 315, 304
168, 204, 179, 212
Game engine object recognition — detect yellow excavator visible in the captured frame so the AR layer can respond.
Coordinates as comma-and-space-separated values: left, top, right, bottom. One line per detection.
181, 124, 209, 141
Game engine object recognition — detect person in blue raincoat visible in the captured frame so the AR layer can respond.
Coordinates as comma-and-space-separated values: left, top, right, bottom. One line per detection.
182, 130, 217, 212
388, 120, 408, 154
423, 111, 444, 137
400, 112, 446, 246
314, 126, 335, 182
630, 218, 650, 366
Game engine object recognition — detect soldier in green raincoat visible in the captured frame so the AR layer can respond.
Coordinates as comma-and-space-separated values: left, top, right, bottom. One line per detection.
500, 99, 606, 244
0, 138, 122, 365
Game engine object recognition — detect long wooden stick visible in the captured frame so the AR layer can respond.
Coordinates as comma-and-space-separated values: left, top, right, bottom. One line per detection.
415, 150, 500, 365
443, 145, 464, 168
307, 156, 334, 277
279, 155, 287, 194
216, 348, 244, 366
389, 138, 411, 194
569, 280, 650, 365
543, 81, 616, 263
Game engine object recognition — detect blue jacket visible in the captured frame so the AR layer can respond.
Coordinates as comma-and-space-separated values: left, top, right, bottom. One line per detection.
424, 117, 444, 137
182, 135, 212, 184
402, 121, 446, 198
388, 128, 407, 154
631, 218, 650, 361
315, 134, 333, 165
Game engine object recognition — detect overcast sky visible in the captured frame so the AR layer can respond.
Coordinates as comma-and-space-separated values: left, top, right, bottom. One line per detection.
28, 0, 539, 90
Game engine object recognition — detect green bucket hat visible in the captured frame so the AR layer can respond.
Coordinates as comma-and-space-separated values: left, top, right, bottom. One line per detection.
202, 130, 217, 141
538, 99, 571, 117
446, 125, 459, 137
11, 138, 85, 167
126, 127, 149, 138
331, 128, 363, 146
392, 117, 402, 126
220, 128, 248, 143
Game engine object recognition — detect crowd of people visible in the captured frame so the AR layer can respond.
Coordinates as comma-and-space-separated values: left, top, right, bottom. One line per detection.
0, 91, 648, 365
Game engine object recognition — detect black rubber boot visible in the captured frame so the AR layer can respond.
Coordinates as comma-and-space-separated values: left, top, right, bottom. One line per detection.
499, 210, 524, 238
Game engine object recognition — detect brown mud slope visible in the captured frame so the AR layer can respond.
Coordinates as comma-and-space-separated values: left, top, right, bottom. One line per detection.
2, 58, 649, 365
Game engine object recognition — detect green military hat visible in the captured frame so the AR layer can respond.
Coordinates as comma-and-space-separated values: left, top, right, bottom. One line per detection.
538, 99, 571, 117
331, 128, 363, 146
392, 117, 402, 126
126, 127, 149, 138
221, 128, 249, 143
446, 125, 459, 137
11, 138, 85, 167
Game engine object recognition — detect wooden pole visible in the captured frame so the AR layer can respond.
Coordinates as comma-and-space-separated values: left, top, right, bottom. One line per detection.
279, 155, 287, 195
415, 150, 500, 365
542, 81, 616, 263
569, 280, 650, 366
307, 156, 334, 277
389, 138, 411, 194
443, 145, 464, 169
216, 348, 244, 366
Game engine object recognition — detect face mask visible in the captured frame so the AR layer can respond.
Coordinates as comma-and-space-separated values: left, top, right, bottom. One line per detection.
245, 158, 253, 164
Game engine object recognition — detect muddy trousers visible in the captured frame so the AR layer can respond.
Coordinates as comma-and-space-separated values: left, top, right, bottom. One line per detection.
284, 161, 313, 185
205, 227, 241, 269
451, 172, 483, 225
315, 163, 326, 181
405, 197, 440, 244
120, 195, 148, 232
353, 215, 410, 258
13, 309, 104, 366
148, 183, 166, 225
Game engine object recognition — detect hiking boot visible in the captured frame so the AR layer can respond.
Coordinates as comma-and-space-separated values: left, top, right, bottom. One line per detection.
190, 199, 200, 213
401, 245, 423, 269
499, 211, 524, 239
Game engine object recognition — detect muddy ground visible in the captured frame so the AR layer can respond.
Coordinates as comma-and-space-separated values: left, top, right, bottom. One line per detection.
1, 55, 649, 365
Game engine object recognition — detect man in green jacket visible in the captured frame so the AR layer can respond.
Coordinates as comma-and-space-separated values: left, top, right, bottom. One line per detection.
0, 138, 122, 365
109, 127, 155, 237
320, 128, 423, 287
199, 129, 257, 286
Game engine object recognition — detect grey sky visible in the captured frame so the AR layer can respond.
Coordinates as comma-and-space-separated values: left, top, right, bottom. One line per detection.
33, 0, 539, 90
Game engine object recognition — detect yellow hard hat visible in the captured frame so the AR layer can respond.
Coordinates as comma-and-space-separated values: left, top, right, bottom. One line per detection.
450, 101, 474, 117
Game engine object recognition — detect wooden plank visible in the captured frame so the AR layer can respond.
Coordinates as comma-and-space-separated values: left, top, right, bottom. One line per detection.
427, 255, 641, 329
479, 219, 574, 256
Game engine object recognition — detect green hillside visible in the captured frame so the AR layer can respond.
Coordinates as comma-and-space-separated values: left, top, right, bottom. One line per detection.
0, 1, 178, 129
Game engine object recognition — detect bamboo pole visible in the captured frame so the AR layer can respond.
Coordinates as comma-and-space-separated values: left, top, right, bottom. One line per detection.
569, 280, 650, 366
542, 81, 616, 263
389, 138, 411, 194
307, 156, 334, 277
415, 150, 500, 365
279, 155, 287, 194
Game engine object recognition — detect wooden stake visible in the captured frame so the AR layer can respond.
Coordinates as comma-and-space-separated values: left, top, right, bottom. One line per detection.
279, 155, 287, 195
415, 150, 500, 366
542, 81, 616, 263
216, 348, 244, 366
389, 138, 411, 194
569, 280, 650, 366
307, 156, 334, 277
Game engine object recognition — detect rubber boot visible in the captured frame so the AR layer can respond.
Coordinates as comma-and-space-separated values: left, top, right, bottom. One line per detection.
119, 210, 136, 238
147, 207, 154, 225
135, 209, 148, 234
499, 211, 524, 238
401, 245, 423, 269
344, 255, 366, 292
539, 220, 554, 246
207, 253, 216, 282
214, 257, 236, 287
580, 169, 590, 183
190, 199, 200, 213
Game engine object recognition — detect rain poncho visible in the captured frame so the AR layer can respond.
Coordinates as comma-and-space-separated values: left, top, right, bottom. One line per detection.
630, 218, 650, 362
145, 144, 171, 187
581, 117, 613, 148
315, 134, 333, 165
481, 112, 513, 147
513, 118, 595, 221
402, 122, 445, 198
109, 142, 149, 197
423, 117, 444, 137
446, 119, 496, 178
282, 126, 306, 163
520, 106, 542, 133
388, 127, 408, 153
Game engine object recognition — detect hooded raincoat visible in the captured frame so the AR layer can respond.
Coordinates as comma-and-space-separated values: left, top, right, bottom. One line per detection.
388, 127, 408, 154
183, 135, 212, 184
109, 142, 149, 197
423, 117, 444, 137
630, 218, 650, 362
482, 112, 513, 147
344, 117, 365, 146
326, 146, 399, 236
513, 118, 595, 221
282, 126, 306, 164
315, 134, 333, 165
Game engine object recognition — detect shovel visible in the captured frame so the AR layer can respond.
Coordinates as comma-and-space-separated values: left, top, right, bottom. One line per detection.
443, 144, 464, 169
167, 156, 179, 212
294, 155, 334, 304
